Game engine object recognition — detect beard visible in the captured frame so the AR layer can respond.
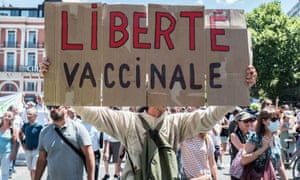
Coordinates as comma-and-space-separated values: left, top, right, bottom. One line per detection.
50, 109, 65, 122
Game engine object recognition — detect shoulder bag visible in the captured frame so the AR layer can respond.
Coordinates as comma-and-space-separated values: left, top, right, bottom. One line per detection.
54, 127, 87, 170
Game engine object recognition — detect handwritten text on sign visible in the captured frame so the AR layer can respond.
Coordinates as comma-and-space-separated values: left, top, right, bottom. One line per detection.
44, 3, 251, 106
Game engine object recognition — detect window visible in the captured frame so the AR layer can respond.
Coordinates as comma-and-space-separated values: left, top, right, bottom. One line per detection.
7, 31, 16, 48
28, 53, 36, 66
6, 52, 15, 72
28, 10, 38, 17
5, 84, 14, 91
27, 82, 35, 91
28, 31, 37, 48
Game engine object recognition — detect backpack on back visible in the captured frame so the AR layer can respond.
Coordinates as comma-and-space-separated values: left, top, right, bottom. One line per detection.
128, 115, 179, 180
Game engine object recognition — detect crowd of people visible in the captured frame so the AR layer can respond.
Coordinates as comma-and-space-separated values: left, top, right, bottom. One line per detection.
1, 98, 300, 179
0, 59, 298, 180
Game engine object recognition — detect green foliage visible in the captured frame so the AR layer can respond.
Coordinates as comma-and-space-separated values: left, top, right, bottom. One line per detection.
246, 1, 300, 104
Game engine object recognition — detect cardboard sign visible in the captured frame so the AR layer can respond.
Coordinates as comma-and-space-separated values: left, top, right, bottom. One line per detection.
44, 3, 252, 106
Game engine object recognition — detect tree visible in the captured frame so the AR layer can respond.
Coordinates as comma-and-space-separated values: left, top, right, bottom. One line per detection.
246, 1, 300, 105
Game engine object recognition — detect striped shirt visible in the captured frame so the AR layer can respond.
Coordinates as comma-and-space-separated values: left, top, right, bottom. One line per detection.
181, 135, 215, 178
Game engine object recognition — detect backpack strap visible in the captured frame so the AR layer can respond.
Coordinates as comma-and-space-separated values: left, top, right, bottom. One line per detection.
139, 114, 165, 141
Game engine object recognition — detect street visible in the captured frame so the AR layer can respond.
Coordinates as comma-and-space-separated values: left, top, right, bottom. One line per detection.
9, 152, 294, 180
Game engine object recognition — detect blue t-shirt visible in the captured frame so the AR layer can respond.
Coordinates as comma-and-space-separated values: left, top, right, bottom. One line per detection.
247, 133, 281, 170
0, 128, 13, 154
22, 122, 43, 149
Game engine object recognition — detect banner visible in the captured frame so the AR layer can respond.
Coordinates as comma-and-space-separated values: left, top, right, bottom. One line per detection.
44, 3, 252, 106
0, 93, 23, 116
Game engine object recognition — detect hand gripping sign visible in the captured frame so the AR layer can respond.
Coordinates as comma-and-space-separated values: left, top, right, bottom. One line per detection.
44, 3, 252, 106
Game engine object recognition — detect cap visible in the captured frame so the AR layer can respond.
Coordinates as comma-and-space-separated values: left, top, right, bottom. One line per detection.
284, 111, 294, 119
235, 111, 254, 121
26, 101, 36, 107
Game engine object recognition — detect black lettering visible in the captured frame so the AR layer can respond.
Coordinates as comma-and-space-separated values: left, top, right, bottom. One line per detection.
136, 58, 141, 88
79, 62, 96, 88
190, 63, 202, 89
64, 62, 79, 87
209, 63, 222, 88
169, 65, 186, 89
151, 64, 166, 89
104, 63, 115, 88
119, 64, 130, 88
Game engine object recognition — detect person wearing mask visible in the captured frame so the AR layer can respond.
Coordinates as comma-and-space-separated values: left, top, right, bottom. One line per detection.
0, 111, 18, 180
241, 106, 288, 180
19, 107, 43, 180
39, 58, 257, 179
230, 111, 255, 180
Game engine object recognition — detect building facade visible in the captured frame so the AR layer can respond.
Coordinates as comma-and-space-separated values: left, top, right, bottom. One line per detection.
0, 6, 45, 101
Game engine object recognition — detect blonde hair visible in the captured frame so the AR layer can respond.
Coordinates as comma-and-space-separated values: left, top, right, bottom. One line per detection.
0, 111, 14, 127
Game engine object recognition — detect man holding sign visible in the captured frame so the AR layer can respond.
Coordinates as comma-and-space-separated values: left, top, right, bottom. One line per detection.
38, 2, 257, 179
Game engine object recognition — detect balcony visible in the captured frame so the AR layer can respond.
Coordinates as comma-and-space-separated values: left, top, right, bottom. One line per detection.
24, 41, 45, 48
0, 65, 40, 73
0, 41, 20, 48
0, 42, 44, 48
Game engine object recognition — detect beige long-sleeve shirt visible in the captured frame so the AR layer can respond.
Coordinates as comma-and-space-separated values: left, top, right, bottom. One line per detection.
73, 106, 233, 179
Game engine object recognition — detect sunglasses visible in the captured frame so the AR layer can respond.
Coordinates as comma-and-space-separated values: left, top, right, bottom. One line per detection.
270, 118, 279, 122
48, 106, 60, 109
243, 119, 256, 123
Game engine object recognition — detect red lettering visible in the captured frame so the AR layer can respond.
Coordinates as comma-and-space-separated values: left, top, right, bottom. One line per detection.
91, 4, 98, 50
133, 12, 151, 49
110, 12, 129, 48
180, 11, 203, 50
61, 11, 83, 50
210, 12, 229, 51
155, 12, 175, 50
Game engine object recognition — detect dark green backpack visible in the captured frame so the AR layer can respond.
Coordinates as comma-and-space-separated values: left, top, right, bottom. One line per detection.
127, 115, 179, 180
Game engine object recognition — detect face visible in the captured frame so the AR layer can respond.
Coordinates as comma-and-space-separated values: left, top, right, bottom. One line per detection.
50, 106, 67, 122
27, 109, 37, 122
264, 113, 280, 132
3, 112, 13, 124
239, 118, 255, 131
67, 108, 76, 119
148, 106, 166, 118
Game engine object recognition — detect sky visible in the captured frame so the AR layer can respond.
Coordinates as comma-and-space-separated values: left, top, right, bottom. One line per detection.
2, 0, 299, 14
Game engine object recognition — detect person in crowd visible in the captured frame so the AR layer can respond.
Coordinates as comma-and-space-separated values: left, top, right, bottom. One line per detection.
35, 95, 50, 126
220, 117, 230, 161
7, 105, 23, 176
241, 105, 288, 180
0, 111, 18, 180
80, 116, 102, 180
34, 106, 95, 180
209, 122, 223, 169
279, 110, 296, 163
228, 107, 243, 136
181, 132, 218, 180
19, 107, 43, 180
39, 58, 257, 179
67, 107, 82, 122
21, 99, 36, 124
260, 98, 272, 110
230, 111, 255, 180
102, 132, 122, 180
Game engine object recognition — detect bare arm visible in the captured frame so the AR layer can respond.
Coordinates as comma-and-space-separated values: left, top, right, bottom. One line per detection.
277, 157, 288, 180
81, 145, 95, 180
10, 128, 18, 161
230, 133, 243, 150
34, 150, 47, 180
209, 153, 218, 180
241, 138, 268, 165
